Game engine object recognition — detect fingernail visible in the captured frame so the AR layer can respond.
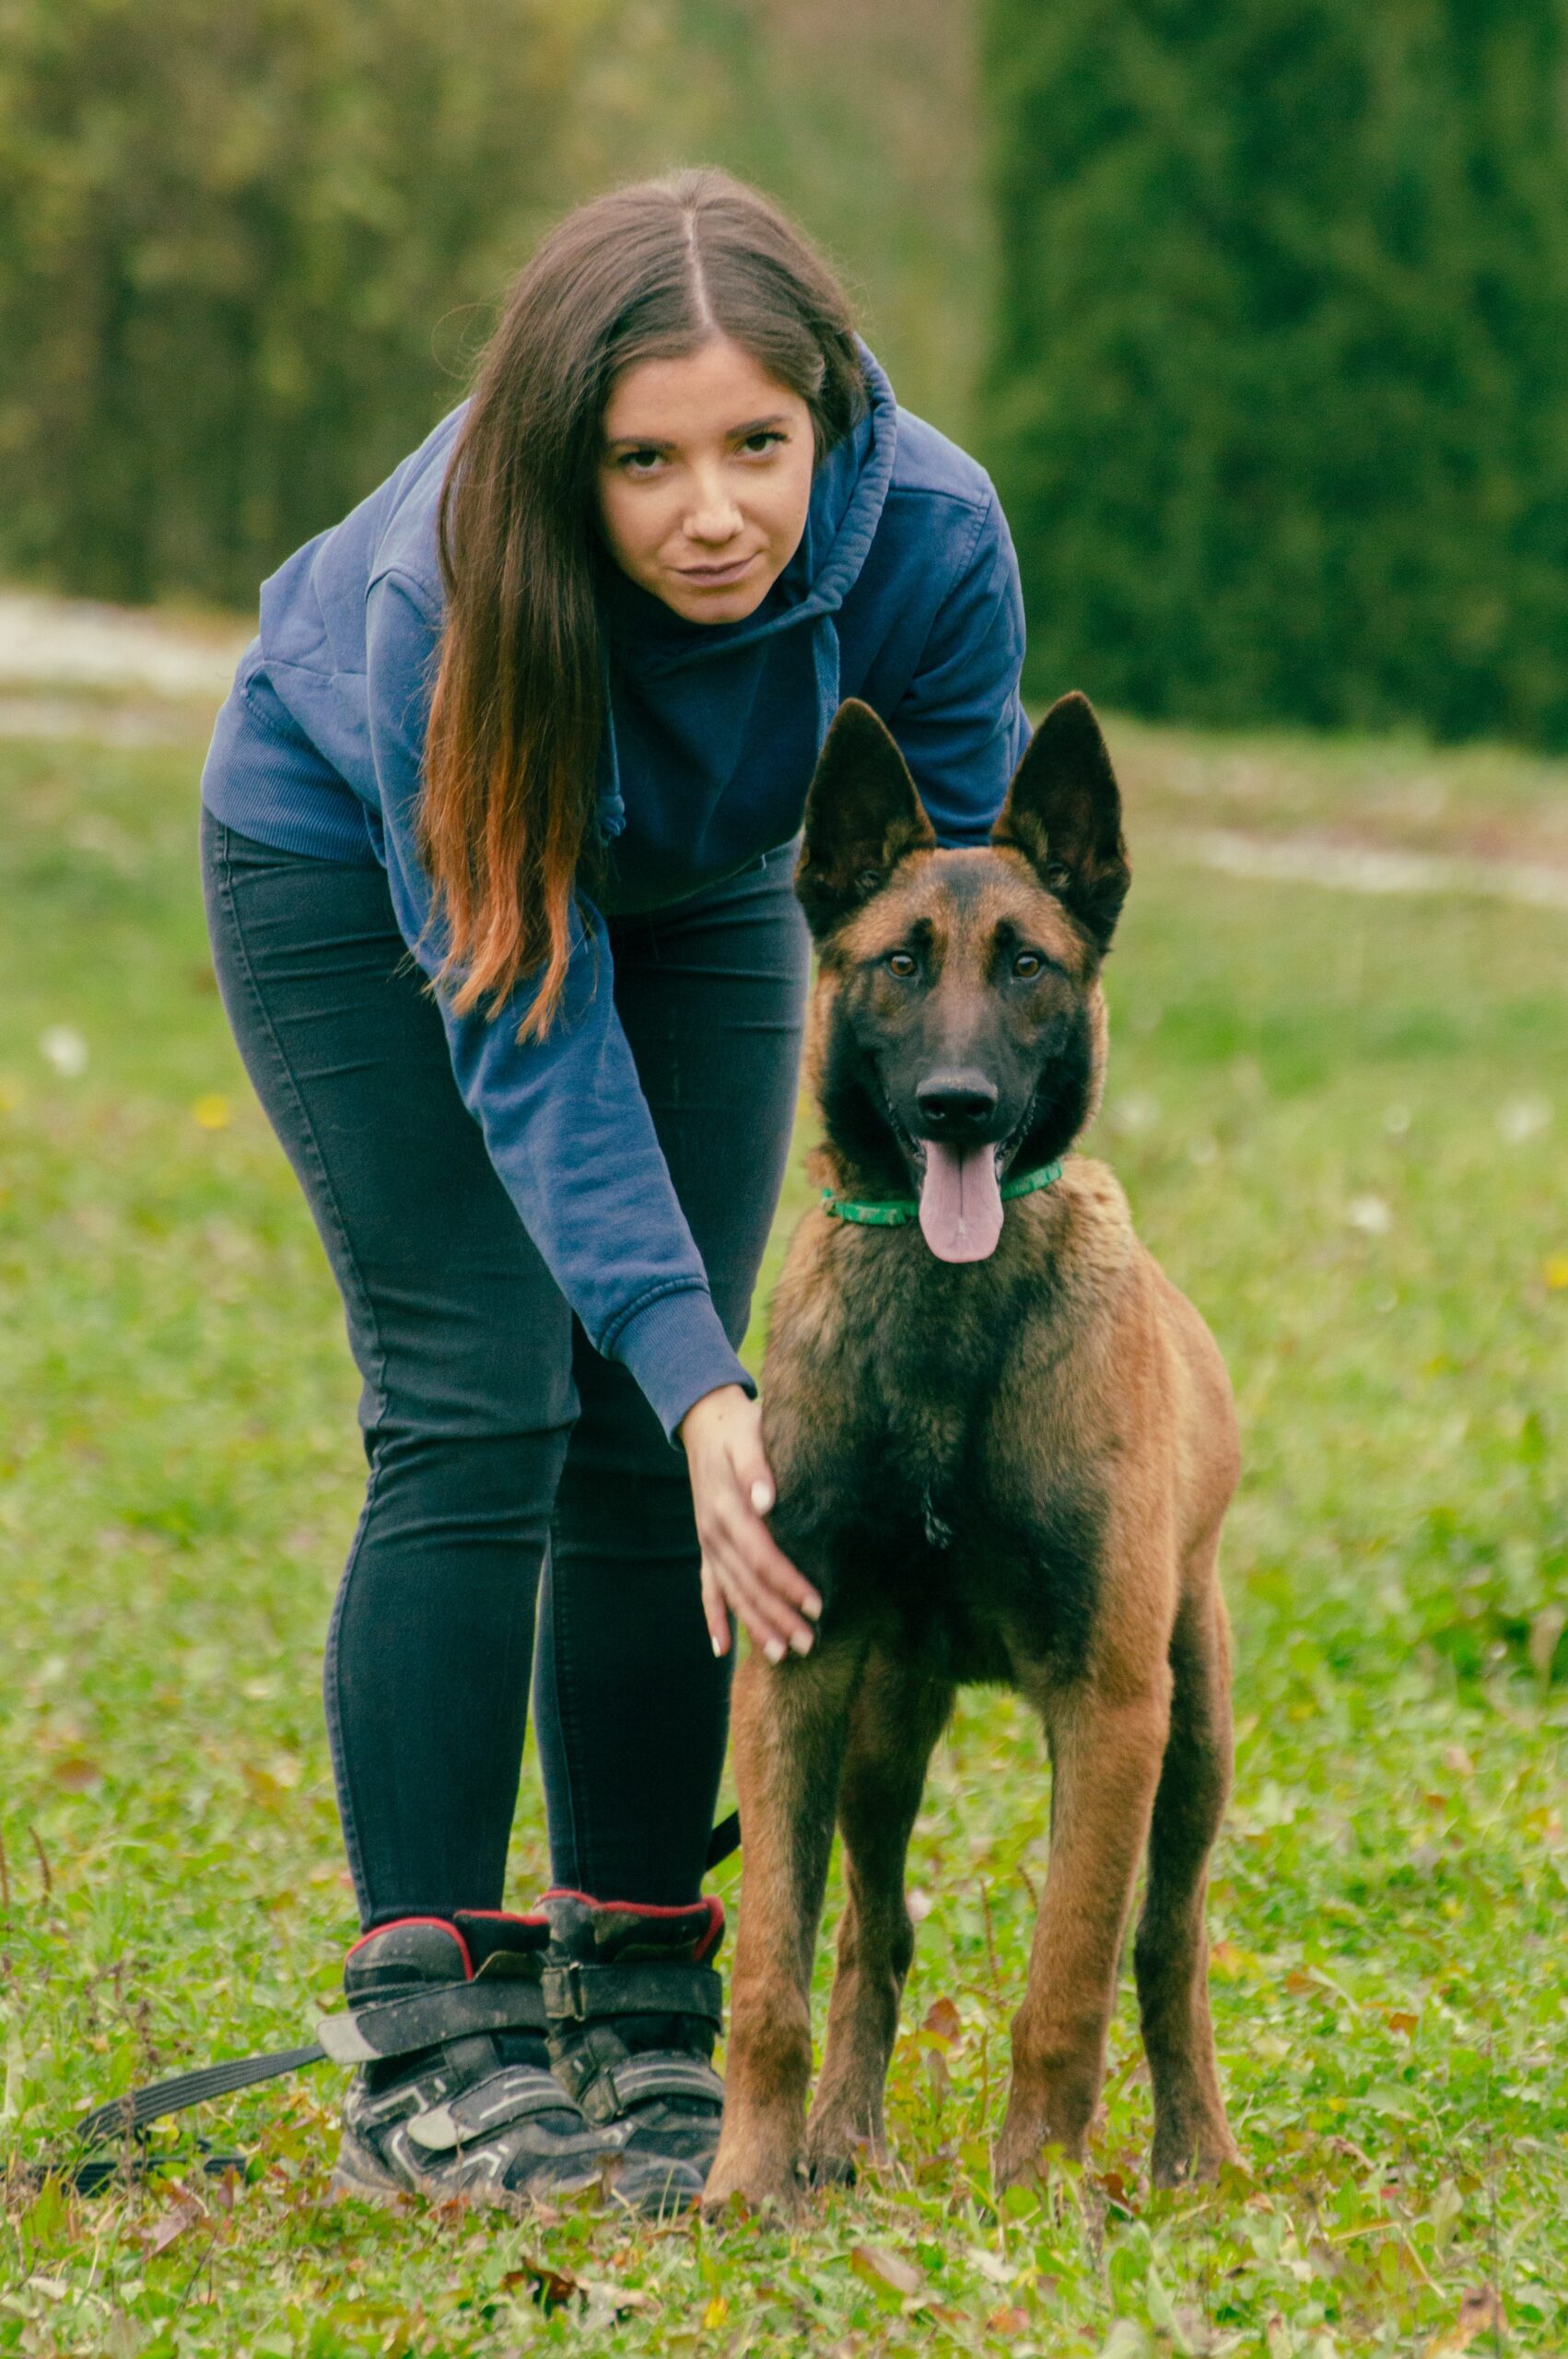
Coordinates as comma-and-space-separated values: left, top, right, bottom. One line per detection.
711, 1634, 725, 1658
802, 1594, 822, 1621
764, 1637, 786, 1665
790, 1628, 813, 1656
750, 1481, 774, 1515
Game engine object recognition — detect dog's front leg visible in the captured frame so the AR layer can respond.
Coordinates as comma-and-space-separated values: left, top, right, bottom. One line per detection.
994, 1676, 1169, 2189
806, 1648, 953, 2186
704, 1632, 862, 2220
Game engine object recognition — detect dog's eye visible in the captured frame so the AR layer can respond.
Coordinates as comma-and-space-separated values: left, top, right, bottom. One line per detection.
856, 868, 883, 894
1012, 952, 1044, 980
886, 951, 918, 979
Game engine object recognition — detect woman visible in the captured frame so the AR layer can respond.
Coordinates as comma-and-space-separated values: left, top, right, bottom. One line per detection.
202, 168, 1028, 2213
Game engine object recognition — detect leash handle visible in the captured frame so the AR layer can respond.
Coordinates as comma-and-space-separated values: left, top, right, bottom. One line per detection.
72, 2044, 327, 2154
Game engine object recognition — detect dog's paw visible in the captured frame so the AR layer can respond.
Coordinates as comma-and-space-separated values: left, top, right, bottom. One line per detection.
805, 2113, 886, 2189
700, 2141, 807, 2224
1149, 2115, 1239, 2190
993, 2105, 1085, 2195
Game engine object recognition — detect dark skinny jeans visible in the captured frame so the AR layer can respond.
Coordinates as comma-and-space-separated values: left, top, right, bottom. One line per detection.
201, 810, 808, 1926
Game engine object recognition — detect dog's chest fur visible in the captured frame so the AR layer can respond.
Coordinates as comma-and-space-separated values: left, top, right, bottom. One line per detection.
763, 1172, 1133, 1685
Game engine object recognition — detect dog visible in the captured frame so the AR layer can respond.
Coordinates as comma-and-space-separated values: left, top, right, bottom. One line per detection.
703, 692, 1240, 2214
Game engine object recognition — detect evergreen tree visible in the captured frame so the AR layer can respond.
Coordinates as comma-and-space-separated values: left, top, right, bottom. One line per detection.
983, 0, 1568, 745
0, 0, 603, 604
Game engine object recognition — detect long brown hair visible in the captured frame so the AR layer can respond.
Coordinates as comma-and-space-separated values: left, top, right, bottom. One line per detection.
421, 169, 866, 1039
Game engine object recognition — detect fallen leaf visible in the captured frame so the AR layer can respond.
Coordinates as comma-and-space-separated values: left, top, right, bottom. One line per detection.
579, 2278, 656, 2318
502, 2258, 580, 2314
1386, 2012, 1419, 2037
986, 2306, 1030, 2337
701, 2293, 729, 2330
1443, 1745, 1475, 1777
850, 2244, 924, 2300
922, 1996, 962, 2043
146, 2192, 204, 2255
1423, 2283, 1504, 2355
1098, 2326, 1150, 2359
52, 1755, 101, 1790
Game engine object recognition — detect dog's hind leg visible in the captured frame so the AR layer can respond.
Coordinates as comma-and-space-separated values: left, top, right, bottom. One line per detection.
704, 1633, 863, 2220
994, 1665, 1169, 2190
1134, 1567, 1238, 2185
805, 1649, 954, 2187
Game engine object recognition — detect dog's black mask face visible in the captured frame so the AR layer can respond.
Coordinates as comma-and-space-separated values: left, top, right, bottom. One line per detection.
795, 697, 1130, 1259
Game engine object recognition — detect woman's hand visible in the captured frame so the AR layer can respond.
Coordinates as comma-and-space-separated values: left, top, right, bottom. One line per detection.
678, 1384, 821, 1662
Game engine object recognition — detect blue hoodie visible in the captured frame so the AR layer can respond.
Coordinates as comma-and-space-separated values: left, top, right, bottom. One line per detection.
202, 346, 1029, 1439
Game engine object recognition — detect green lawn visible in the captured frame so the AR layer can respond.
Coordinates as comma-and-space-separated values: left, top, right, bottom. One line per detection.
1, 713, 1565, 2356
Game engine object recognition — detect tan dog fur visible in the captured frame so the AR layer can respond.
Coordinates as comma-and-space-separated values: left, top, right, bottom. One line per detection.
704, 696, 1239, 2215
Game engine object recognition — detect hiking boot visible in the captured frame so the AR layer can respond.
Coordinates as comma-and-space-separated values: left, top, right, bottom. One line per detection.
541, 1891, 726, 2216
320, 1912, 624, 2212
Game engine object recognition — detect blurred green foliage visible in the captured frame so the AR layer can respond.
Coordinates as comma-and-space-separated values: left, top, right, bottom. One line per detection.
0, 0, 983, 607
982, 0, 1568, 746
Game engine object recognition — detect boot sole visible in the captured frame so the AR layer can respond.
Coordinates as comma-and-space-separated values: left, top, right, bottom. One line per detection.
328, 2133, 603, 2218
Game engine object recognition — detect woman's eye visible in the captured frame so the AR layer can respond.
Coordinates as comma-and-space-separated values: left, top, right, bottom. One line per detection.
887, 952, 918, 979
619, 449, 664, 475
1013, 952, 1044, 979
741, 429, 785, 455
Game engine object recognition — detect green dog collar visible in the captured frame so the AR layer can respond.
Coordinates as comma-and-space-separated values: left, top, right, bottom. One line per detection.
821, 1156, 1065, 1227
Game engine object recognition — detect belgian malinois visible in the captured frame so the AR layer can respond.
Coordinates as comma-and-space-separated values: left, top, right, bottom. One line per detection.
704, 693, 1240, 2214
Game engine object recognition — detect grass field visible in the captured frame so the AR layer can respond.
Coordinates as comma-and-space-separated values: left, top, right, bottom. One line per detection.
1, 703, 1565, 2356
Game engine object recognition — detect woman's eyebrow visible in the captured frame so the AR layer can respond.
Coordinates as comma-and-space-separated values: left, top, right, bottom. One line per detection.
602, 412, 795, 452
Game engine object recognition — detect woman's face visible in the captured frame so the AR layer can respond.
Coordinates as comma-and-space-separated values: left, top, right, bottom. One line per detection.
598, 337, 816, 624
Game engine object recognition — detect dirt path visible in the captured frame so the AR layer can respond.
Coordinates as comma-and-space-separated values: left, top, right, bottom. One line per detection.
1150, 824, 1568, 914
3, 584, 1565, 911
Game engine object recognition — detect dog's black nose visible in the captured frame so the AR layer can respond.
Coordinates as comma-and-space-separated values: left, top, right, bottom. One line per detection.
916, 1073, 1000, 1134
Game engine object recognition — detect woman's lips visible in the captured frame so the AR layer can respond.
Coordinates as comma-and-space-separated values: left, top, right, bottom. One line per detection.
675, 553, 758, 587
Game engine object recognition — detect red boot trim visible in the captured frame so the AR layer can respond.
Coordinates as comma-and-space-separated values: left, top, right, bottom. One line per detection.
537, 1889, 725, 1962
345, 1916, 474, 1979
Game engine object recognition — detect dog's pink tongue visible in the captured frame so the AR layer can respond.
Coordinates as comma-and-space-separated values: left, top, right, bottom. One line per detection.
919, 1141, 1004, 1262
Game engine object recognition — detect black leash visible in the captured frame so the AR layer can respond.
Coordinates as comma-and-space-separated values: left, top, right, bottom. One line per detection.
55, 1813, 743, 2191
66, 2048, 328, 2193
705, 1807, 740, 1868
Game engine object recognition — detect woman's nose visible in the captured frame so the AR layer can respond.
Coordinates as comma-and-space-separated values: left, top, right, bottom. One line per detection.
684, 471, 743, 545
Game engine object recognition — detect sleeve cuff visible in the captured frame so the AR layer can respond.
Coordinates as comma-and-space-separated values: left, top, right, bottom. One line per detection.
607, 1285, 755, 1444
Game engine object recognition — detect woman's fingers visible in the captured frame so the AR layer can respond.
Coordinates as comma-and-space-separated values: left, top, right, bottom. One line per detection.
703, 1507, 818, 1660
680, 1384, 822, 1663
699, 1557, 731, 1658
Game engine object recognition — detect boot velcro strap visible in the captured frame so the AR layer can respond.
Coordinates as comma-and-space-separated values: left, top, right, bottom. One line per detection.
405, 2066, 580, 2154
541, 1962, 721, 2028
318, 1977, 546, 2063
577, 2049, 725, 2127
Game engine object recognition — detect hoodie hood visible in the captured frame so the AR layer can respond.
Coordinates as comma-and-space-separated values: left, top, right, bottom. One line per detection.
591, 343, 897, 908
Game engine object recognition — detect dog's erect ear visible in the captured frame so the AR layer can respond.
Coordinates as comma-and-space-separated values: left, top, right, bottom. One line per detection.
991, 692, 1129, 952
796, 699, 937, 938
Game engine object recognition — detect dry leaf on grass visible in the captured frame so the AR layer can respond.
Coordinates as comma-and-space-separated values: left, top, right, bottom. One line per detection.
1423, 2284, 1504, 2355
849, 2243, 924, 2299
921, 1995, 963, 2043
502, 2257, 579, 2314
